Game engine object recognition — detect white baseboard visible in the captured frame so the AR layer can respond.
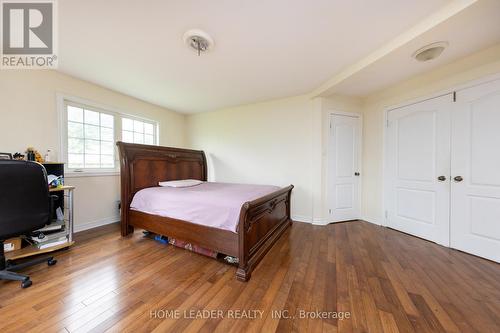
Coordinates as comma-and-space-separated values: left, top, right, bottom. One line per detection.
316, 216, 382, 226
360, 216, 383, 226
72, 215, 381, 233
312, 217, 329, 226
291, 215, 312, 223
293, 216, 335, 226
288, 214, 384, 227
292, 215, 336, 225
74, 215, 120, 233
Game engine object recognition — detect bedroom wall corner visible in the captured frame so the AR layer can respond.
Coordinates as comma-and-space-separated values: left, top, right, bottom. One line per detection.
0, 70, 188, 231
186, 95, 315, 223
185, 93, 363, 225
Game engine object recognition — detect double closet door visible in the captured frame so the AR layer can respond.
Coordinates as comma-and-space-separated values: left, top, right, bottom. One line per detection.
386, 78, 500, 263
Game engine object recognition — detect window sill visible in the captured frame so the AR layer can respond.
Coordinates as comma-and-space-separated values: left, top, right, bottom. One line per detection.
65, 171, 120, 178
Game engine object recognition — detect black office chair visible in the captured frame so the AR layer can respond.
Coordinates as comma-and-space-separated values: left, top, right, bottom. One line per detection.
0, 160, 57, 288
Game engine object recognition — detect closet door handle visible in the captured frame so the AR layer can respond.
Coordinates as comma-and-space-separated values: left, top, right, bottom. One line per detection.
453, 176, 463, 182
437, 176, 446, 181
354, 172, 360, 176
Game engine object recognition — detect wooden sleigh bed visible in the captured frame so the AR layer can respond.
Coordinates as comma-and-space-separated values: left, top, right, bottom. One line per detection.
117, 142, 293, 281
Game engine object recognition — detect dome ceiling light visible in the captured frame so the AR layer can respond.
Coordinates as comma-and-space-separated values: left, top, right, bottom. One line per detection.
413, 41, 448, 62
183, 29, 214, 56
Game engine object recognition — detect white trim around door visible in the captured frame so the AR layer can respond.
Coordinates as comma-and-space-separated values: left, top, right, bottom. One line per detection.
383, 74, 500, 263
327, 111, 362, 223
384, 94, 453, 246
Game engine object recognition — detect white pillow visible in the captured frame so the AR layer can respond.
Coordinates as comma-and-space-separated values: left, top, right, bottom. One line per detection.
158, 179, 203, 188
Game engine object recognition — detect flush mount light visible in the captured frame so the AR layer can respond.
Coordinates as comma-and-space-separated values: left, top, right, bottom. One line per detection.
412, 42, 448, 62
183, 29, 214, 56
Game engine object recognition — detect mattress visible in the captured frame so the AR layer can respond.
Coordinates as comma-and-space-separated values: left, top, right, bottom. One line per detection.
130, 182, 280, 233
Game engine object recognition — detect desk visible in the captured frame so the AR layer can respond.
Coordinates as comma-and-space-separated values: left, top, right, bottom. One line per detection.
6, 186, 75, 261
49, 185, 75, 243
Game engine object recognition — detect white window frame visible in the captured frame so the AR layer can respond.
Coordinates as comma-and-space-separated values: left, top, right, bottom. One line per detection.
121, 117, 157, 146
57, 94, 159, 177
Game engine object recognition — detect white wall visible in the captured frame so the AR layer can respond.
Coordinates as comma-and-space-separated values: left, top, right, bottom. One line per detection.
4, 45, 499, 232
187, 95, 314, 221
0, 70, 186, 231
187, 94, 362, 223
1, 70, 363, 229
360, 43, 500, 224
186, 44, 500, 226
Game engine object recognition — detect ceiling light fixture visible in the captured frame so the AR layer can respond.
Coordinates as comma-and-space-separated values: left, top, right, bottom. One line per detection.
183, 29, 214, 56
412, 42, 448, 62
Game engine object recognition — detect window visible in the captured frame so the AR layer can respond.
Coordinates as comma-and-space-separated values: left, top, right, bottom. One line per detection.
66, 104, 115, 170
60, 96, 158, 174
121, 118, 156, 145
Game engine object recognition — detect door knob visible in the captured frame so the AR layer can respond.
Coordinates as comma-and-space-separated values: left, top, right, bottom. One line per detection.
354, 172, 360, 176
453, 176, 463, 182
437, 176, 446, 181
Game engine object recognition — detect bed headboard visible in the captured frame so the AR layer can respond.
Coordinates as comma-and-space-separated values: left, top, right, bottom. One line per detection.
116, 142, 207, 204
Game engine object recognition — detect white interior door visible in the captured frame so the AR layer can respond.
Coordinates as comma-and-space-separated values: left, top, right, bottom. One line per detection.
328, 113, 361, 222
386, 95, 452, 246
451, 79, 500, 263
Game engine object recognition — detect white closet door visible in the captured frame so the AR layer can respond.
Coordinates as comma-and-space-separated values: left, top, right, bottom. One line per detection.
329, 114, 361, 222
386, 95, 452, 245
451, 79, 500, 263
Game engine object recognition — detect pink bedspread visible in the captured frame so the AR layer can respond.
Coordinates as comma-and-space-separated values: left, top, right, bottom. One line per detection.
130, 182, 280, 233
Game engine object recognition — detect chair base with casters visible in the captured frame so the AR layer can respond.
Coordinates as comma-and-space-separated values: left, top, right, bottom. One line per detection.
0, 241, 57, 288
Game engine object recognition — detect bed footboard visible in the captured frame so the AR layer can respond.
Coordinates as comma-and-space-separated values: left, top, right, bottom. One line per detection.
236, 185, 294, 281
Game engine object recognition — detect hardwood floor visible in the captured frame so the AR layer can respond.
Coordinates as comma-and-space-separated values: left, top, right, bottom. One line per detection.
0, 221, 499, 333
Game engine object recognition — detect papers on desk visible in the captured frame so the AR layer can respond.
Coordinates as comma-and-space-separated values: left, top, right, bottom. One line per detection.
29, 230, 66, 243
36, 237, 68, 249
36, 220, 65, 233
31, 220, 68, 249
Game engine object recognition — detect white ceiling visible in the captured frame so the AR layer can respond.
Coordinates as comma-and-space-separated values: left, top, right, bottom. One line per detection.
329, 0, 500, 97
58, 0, 452, 113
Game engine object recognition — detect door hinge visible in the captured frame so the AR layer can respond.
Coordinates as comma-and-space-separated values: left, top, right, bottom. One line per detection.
453, 91, 456, 102
386, 119, 390, 127
385, 210, 388, 219
329, 209, 332, 214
